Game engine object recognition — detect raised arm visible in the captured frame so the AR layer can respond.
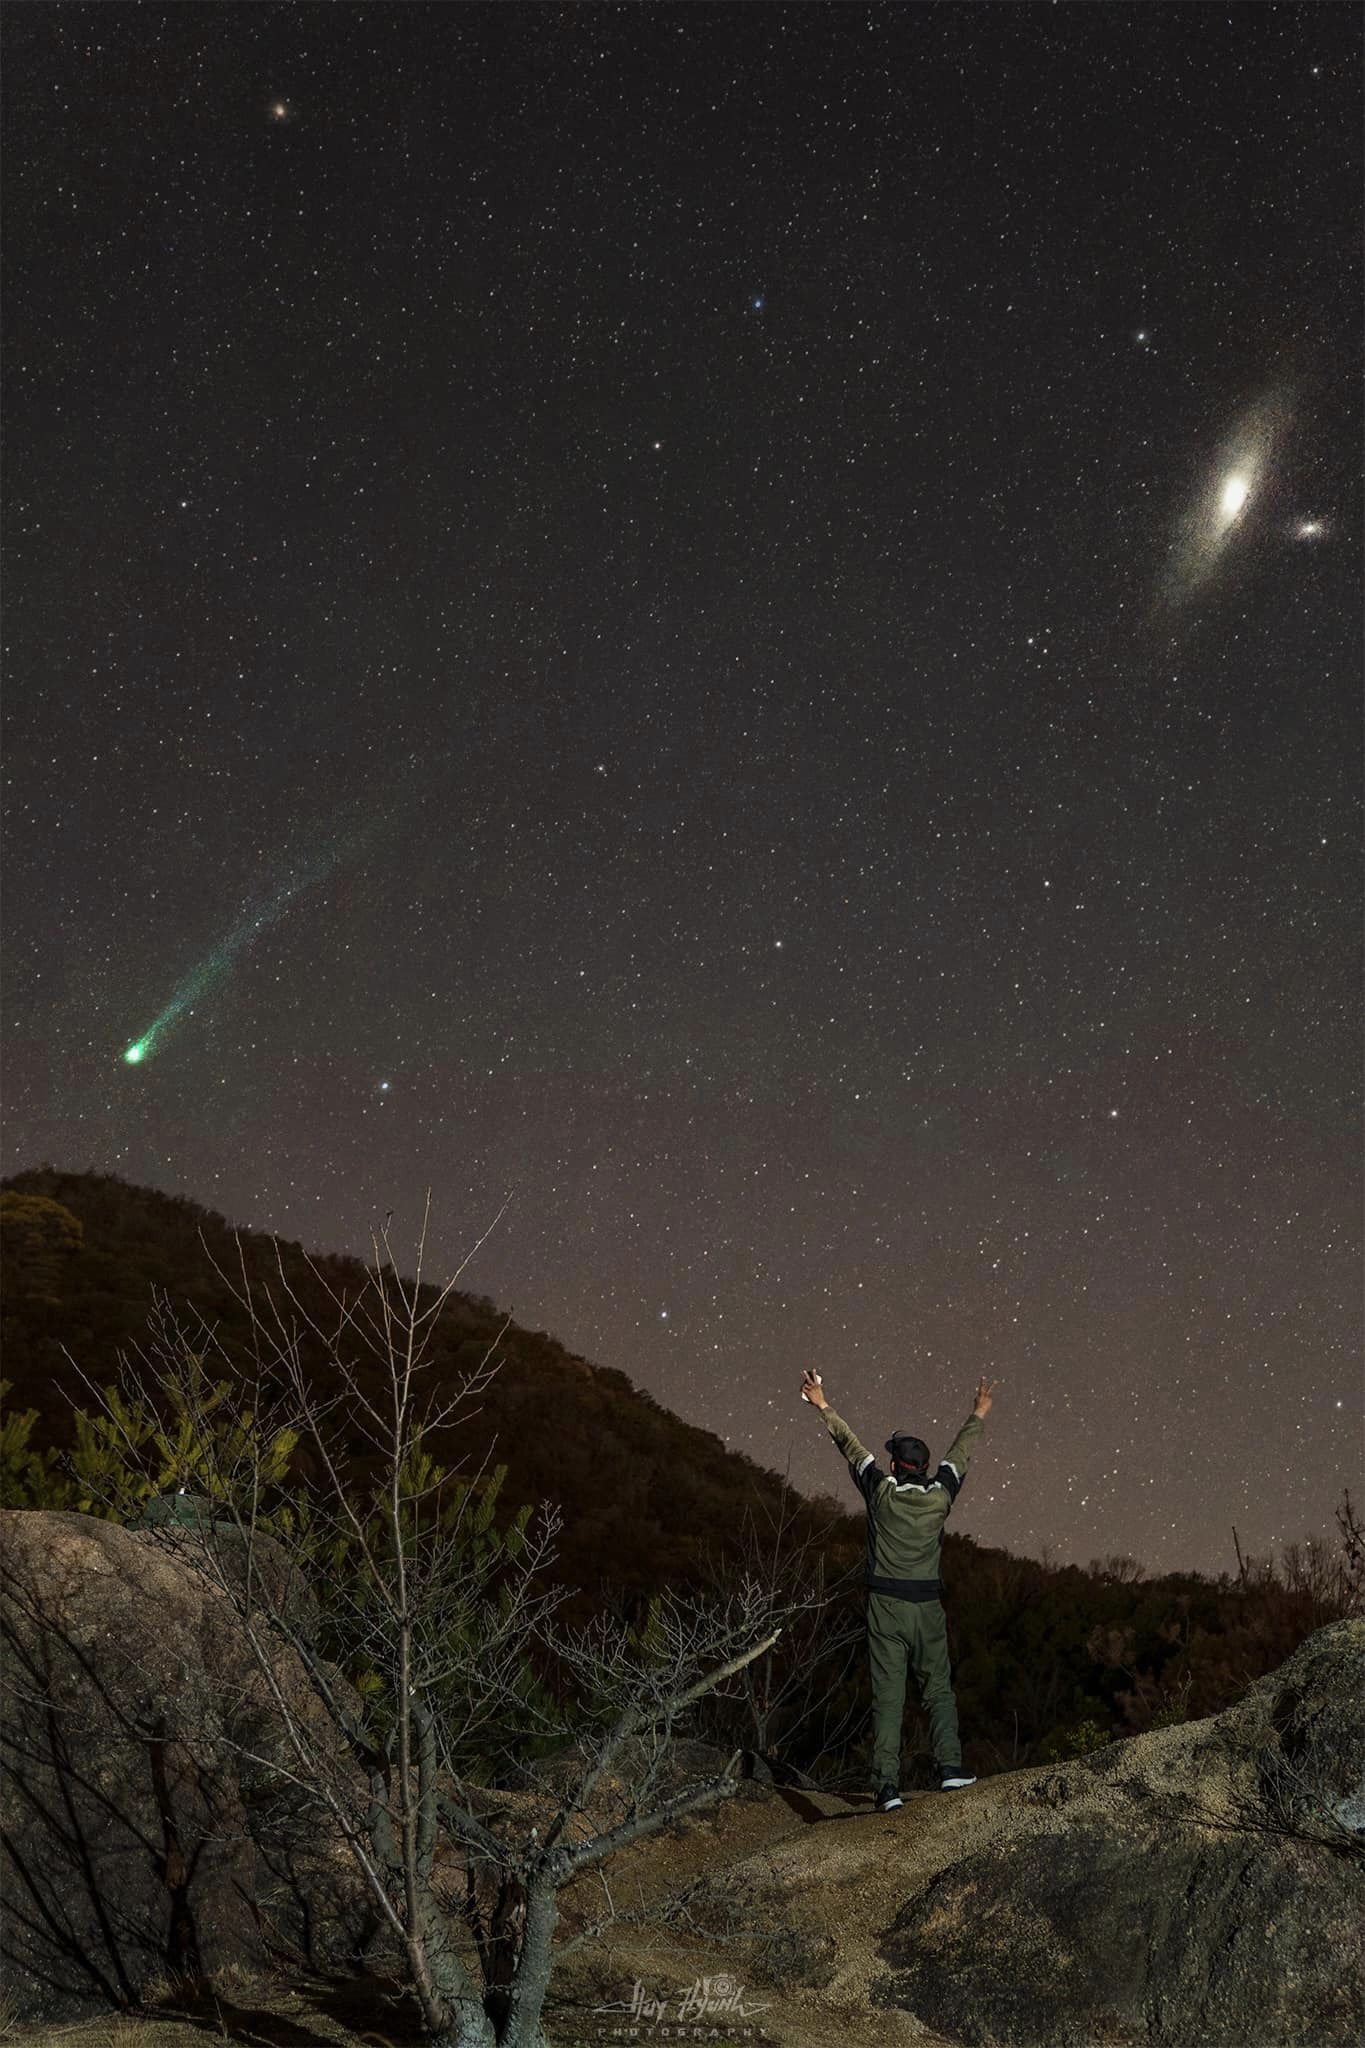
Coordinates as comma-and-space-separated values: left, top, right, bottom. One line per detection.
936, 1376, 1000, 1503
800, 1370, 883, 1502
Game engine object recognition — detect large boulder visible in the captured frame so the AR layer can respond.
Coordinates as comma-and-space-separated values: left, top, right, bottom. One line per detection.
0, 1510, 376, 2024
1221, 1616, 1365, 1841
875, 1814, 1360, 2047
653, 1619, 1364, 2048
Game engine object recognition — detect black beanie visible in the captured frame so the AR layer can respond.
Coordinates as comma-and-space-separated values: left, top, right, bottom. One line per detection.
885, 1432, 930, 1474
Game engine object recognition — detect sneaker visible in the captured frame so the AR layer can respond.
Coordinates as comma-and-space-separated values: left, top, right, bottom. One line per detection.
938, 1765, 976, 1790
875, 1783, 904, 1812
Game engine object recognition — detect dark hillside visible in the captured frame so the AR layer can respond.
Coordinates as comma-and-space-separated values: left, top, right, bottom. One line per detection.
1, 1167, 836, 1606
3, 1169, 1356, 1780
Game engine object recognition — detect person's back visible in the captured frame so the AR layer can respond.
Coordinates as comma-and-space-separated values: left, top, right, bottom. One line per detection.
801, 1370, 996, 1806
854, 1420, 982, 1593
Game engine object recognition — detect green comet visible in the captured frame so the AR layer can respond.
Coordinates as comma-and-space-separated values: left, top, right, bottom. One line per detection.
119, 924, 256, 1067
116, 819, 381, 1066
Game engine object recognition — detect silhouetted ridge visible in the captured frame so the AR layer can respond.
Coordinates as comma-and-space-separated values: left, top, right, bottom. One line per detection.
0, 1166, 835, 1606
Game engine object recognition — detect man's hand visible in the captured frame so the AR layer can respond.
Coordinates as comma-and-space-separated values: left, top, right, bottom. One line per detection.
973, 1376, 1000, 1419
800, 1370, 829, 1411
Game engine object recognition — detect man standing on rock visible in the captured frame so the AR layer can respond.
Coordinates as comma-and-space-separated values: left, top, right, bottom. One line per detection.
800, 1367, 997, 1811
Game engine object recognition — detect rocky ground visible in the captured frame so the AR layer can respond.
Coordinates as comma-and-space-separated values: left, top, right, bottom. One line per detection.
4, 1510, 1361, 2048
545, 1634, 1365, 2047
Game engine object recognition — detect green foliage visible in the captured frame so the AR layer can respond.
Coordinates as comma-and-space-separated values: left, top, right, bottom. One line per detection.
0, 1368, 297, 1521
65, 1391, 158, 1517
148, 1354, 299, 1506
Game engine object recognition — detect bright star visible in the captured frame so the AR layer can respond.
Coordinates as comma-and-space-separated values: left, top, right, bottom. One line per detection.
1295, 518, 1324, 539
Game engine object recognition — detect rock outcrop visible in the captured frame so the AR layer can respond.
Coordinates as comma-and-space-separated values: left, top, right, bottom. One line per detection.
4, 1504, 1361, 2048
865, 1622, 1365, 2045
562, 1619, 1364, 2048
0, 1510, 375, 2024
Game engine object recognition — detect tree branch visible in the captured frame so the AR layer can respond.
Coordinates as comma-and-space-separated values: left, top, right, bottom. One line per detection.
556, 1755, 744, 1880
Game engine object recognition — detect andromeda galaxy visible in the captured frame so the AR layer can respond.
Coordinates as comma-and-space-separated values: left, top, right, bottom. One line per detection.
1159, 390, 1292, 608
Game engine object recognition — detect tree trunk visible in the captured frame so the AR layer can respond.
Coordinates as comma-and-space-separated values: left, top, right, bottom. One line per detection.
416, 1889, 498, 2048
429, 2013, 499, 2048
496, 1875, 559, 2048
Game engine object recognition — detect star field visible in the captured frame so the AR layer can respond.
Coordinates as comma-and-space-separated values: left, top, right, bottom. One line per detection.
3, 3, 1360, 1574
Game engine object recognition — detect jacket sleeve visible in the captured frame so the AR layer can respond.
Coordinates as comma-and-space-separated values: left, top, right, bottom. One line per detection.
934, 1412, 985, 1508
821, 1407, 885, 1506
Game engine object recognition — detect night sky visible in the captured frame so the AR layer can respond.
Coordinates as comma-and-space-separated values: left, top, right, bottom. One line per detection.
4, 3, 1361, 1576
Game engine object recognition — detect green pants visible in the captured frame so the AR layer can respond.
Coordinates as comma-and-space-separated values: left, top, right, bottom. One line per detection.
867, 1593, 961, 1786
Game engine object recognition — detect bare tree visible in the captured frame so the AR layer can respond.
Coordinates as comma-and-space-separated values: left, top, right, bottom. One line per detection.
87, 1206, 779, 2048
691, 1484, 864, 1784
1086, 1554, 1144, 1586
1228, 1521, 1362, 1630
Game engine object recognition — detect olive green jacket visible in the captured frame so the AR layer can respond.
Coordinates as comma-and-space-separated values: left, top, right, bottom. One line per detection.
822, 1406, 984, 1598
